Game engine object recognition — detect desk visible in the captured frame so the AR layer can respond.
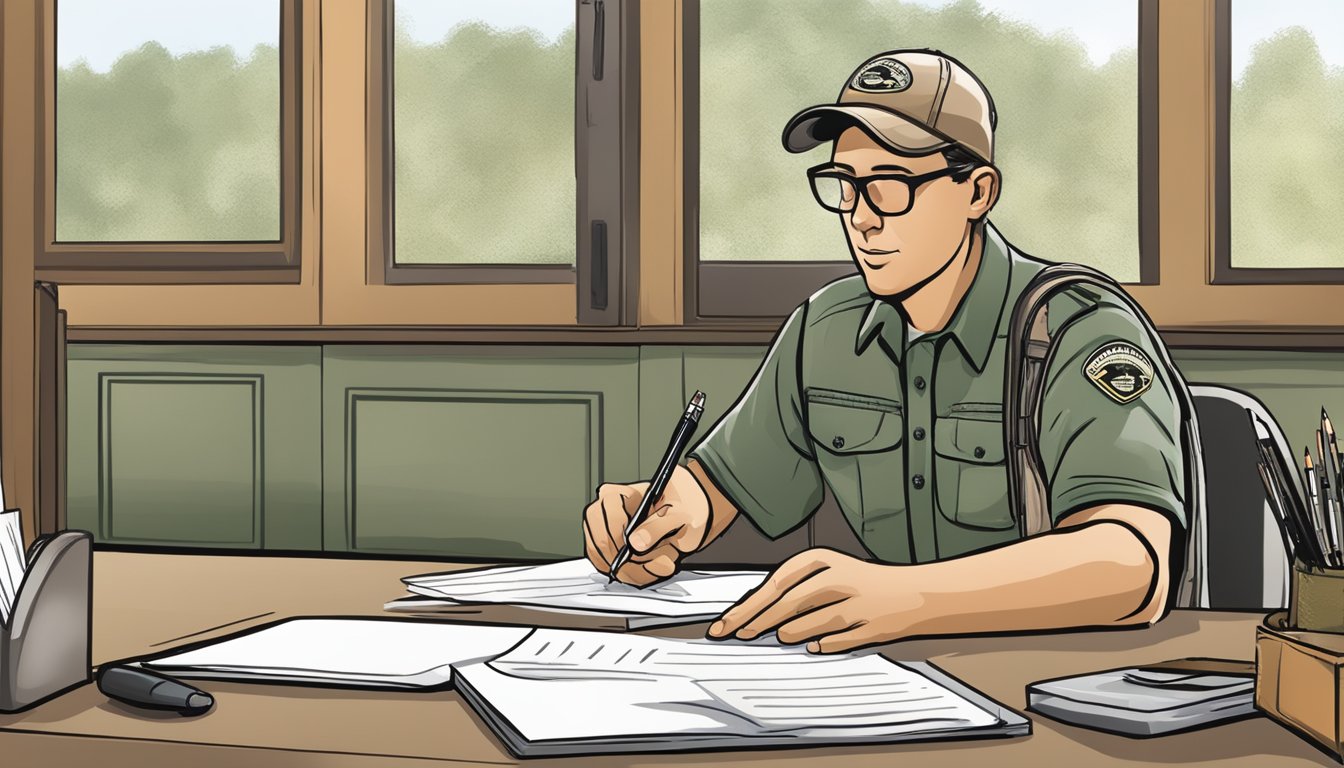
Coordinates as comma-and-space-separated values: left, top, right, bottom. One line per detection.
0, 552, 1332, 767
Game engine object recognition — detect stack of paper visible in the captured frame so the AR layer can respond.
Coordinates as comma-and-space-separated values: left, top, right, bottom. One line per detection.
454, 628, 1026, 756
394, 559, 767, 629
137, 618, 530, 688
0, 510, 26, 625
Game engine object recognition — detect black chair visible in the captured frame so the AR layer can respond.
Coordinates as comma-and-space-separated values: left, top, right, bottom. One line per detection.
1186, 384, 1293, 610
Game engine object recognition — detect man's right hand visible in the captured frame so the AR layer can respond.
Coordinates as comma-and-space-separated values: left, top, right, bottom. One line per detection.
583, 464, 714, 587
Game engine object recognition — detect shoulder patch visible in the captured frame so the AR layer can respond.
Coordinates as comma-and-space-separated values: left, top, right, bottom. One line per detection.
1083, 341, 1154, 404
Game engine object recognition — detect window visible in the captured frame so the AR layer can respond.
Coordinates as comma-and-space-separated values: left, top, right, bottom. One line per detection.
367, 0, 637, 326
1216, 0, 1344, 283
42, 0, 301, 281
389, 1, 574, 271
687, 0, 1156, 319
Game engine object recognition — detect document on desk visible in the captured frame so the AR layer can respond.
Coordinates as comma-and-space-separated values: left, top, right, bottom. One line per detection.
397, 559, 767, 629
136, 618, 530, 689
453, 628, 1029, 757
0, 509, 27, 626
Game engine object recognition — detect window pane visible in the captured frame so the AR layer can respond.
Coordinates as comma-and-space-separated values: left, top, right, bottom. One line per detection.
55, 0, 281, 242
699, 0, 1141, 282
1231, 1, 1344, 269
393, 0, 575, 266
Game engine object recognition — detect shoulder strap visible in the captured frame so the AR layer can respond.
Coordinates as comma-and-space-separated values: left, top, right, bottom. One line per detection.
1004, 263, 1207, 608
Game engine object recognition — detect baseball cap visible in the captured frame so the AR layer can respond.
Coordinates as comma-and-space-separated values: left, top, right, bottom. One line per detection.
782, 49, 996, 164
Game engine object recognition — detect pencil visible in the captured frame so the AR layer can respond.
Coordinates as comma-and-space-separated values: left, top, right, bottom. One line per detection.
1326, 410, 1343, 524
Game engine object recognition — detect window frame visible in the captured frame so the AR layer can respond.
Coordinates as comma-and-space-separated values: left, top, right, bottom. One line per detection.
682, 0, 1160, 322
365, 0, 640, 327
36, 0, 303, 285
1211, 0, 1344, 285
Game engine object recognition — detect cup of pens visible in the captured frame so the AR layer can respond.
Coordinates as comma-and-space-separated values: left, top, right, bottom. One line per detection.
1277, 409, 1344, 633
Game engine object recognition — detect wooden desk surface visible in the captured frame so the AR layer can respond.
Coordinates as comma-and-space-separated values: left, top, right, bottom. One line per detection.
0, 552, 1333, 767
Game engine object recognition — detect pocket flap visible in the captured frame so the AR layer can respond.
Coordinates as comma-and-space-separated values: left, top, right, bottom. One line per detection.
933, 417, 1005, 464
806, 399, 904, 455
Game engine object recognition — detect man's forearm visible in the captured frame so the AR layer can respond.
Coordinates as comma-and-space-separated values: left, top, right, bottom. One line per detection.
898, 507, 1171, 638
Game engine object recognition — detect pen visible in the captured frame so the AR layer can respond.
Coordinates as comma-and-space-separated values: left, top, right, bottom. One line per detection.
97, 665, 214, 716
1252, 412, 1322, 567
1304, 450, 1335, 567
608, 391, 706, 583
1324, 410, 1343, 557
1318, 429, 1343, 567
1257, 463, 1299, 561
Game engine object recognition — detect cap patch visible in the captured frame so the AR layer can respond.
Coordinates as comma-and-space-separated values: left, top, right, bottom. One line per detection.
1084, 342, 1154, 404
852, 58, 913, 93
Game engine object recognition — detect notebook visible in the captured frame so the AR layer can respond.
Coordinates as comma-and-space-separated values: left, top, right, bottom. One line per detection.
394, 559, 767, 629
1027, 659, 1257, 736
133, 618, 530, 689
453, 628, 1029, 757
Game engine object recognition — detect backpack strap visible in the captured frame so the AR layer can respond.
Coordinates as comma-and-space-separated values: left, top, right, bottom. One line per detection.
1004, 263, 1208, 608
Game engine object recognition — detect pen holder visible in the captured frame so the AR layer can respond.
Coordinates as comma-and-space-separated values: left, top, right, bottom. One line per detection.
1256, 611, 1344, 761
0, 530, 92, 713
1289, 559, 1344, 634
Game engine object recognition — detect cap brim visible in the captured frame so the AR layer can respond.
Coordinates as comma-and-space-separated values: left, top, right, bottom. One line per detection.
782, 104, 950, 155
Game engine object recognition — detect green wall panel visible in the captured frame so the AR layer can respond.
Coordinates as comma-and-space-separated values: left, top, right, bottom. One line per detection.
103, 376, 260, 544
322, 346, 639, 558
61, 342, 1343, 558
67, 345, 322, 549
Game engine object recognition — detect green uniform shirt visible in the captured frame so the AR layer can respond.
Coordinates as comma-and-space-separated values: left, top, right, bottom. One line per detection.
689, 222, 1187, 563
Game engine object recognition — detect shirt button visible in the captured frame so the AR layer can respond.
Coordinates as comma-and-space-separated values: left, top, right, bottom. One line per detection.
914, 376, 926, 391
913, 427, 926, 440
832, 436, 845, 450
912, 474, 925, 489
974, 446, 986, 458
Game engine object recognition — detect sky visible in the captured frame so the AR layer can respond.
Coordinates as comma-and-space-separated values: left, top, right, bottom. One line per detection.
55, 0, 1344, 77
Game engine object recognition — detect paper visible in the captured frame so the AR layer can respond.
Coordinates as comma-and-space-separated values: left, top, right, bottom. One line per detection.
455, 628, 1002, 744
0, 510, 26, 626
140, 618, 530, 688
403, 559, 766, 620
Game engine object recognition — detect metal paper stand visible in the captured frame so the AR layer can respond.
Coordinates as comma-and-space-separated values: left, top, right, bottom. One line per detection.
0, 530, 92, 713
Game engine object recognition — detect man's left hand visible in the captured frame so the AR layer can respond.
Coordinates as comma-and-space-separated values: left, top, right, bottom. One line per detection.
707, 548, 921, 653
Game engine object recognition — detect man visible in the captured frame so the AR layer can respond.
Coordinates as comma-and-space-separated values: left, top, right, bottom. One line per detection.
583, 50, 1187, 653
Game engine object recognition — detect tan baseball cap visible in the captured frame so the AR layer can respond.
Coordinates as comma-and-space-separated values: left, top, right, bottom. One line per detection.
782, 49, 996, 164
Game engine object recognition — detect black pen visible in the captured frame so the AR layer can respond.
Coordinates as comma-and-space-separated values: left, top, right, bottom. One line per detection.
608, 391, 706, 582
97, 664, 215, 716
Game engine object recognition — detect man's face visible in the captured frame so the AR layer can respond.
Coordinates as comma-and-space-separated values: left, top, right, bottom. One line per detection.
828, 126, 990, 297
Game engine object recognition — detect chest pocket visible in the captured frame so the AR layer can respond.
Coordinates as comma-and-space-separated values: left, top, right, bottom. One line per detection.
933, 410, 1014, 530
805, 389, 904, 454
804, 389, 905, 527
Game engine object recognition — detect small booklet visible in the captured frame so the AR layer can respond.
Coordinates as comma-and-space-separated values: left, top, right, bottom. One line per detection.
393, 559, 767, 629
1027, 658, 1257, 736
453, 628, 1029, 757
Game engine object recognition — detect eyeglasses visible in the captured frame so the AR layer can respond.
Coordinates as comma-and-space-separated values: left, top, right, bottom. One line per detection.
806, 164, 961, 217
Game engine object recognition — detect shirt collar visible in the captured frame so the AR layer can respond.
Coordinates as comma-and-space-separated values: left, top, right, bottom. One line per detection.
854, 222, 1013, 374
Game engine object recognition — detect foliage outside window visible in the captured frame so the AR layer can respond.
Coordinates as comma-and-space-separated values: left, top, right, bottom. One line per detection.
1229, 0, 1344, 270
699, 0, 1142, 283
55, 0, 281, 243
392, 0, 575, 266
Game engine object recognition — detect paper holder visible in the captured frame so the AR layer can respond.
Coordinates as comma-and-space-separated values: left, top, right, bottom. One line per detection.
0, 530, 92, 713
